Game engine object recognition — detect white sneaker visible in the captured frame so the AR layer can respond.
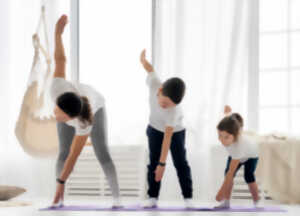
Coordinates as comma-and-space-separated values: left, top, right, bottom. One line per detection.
184, 198, 194, 209
112, 198, 123, 209
144, 198, 158, 208
214, 200, 230, 209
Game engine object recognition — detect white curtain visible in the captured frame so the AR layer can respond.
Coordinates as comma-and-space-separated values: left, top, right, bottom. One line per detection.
153, 0, 252, 150
0, 1, 12, 158
79, 0, 152, 146
153, 0, 256, 200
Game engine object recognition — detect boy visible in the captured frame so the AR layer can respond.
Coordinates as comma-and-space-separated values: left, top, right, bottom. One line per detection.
140, 49, 193, 208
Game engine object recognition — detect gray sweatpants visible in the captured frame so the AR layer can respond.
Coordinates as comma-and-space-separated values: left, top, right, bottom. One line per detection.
56, 107, 120, 199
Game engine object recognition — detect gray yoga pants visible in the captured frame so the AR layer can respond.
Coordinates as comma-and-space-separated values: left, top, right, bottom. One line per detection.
56, 107, 120, 199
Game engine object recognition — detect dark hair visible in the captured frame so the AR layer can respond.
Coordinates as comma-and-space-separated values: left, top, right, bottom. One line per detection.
162, 77, 186, 104
57, 92, 93, 125
78, 96, 93, 125
217, 113, 244, 140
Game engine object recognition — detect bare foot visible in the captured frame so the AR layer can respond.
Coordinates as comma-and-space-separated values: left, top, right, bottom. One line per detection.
55, 15, 68, 35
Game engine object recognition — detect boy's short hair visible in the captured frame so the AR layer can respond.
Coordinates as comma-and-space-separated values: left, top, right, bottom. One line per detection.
162, 77, 186, 104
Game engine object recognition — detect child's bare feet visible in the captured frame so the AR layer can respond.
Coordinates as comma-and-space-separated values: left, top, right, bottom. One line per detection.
55, 15, 68, 35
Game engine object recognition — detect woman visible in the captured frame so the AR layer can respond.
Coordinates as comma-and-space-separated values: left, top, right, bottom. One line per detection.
50, 15, 121, 208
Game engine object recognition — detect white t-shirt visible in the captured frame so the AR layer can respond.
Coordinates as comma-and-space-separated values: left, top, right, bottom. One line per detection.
147, 72, 184, 133
50, 78, 105, 136
225, 134, 259, 163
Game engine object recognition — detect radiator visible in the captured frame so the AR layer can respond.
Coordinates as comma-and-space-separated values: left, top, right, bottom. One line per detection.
232, 168, 270, 200
211, 145, 269, 201
65, 145, 147, 200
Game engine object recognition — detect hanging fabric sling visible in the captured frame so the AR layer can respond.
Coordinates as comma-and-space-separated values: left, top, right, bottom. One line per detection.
15, 5, 58, 157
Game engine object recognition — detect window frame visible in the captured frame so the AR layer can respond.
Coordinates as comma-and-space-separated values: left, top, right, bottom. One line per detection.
259, 0, 300, 135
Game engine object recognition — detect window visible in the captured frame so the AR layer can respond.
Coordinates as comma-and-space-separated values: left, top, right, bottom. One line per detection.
79, 0, 152, 145
259, 0, 300, 135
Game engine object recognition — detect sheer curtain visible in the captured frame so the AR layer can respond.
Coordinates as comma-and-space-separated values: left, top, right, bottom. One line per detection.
153, 0, 257, 200
153, 0, 253, 150
79, 0, 152, 146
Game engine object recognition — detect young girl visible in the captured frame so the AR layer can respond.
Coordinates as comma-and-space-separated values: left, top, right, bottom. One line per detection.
215, 105, 260, 208
50, 15, 120, 207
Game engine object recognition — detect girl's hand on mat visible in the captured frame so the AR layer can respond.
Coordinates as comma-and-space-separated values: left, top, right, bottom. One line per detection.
53, 183, 65, 204
154, 165, 165, 182
140, 49, 153, 73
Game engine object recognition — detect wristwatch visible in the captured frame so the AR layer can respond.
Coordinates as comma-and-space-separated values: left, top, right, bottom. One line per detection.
158, 162, 166, 167
56, 178, 65, 185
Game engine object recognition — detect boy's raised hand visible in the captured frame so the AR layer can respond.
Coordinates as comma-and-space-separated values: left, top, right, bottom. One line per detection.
140, 49, 154, 73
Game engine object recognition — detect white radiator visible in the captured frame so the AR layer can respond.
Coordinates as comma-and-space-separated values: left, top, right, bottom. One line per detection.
232, 168, 253, 200
65, 145, 147, 200
232, 168, 269, 200
211, 145, 268, 201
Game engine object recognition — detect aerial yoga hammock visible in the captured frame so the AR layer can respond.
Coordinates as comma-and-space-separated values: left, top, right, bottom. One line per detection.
15, 5, 58, 157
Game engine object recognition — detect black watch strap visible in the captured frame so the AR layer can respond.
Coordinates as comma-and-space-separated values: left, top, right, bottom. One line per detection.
158, 162, 166, 167
56, 178, 65, 185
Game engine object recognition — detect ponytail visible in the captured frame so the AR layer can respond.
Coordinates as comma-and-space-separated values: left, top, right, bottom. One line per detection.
230, 113, 244, 128
78, 96, 93, 125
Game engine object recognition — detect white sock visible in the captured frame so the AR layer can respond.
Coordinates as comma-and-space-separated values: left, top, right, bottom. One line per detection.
144, 198, 158, 208
51, 199, 63, 208
184, 198, 193, 208
215, 199, 230, 208
254, 198, 263, 208
112, 197, 122, 208
224, 199, 230, 206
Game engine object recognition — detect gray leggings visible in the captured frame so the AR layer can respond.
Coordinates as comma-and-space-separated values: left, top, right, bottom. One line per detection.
56, 107, 120, 199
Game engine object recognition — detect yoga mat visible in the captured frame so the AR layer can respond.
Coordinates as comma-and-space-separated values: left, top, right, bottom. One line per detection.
40, 205, 287, 212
